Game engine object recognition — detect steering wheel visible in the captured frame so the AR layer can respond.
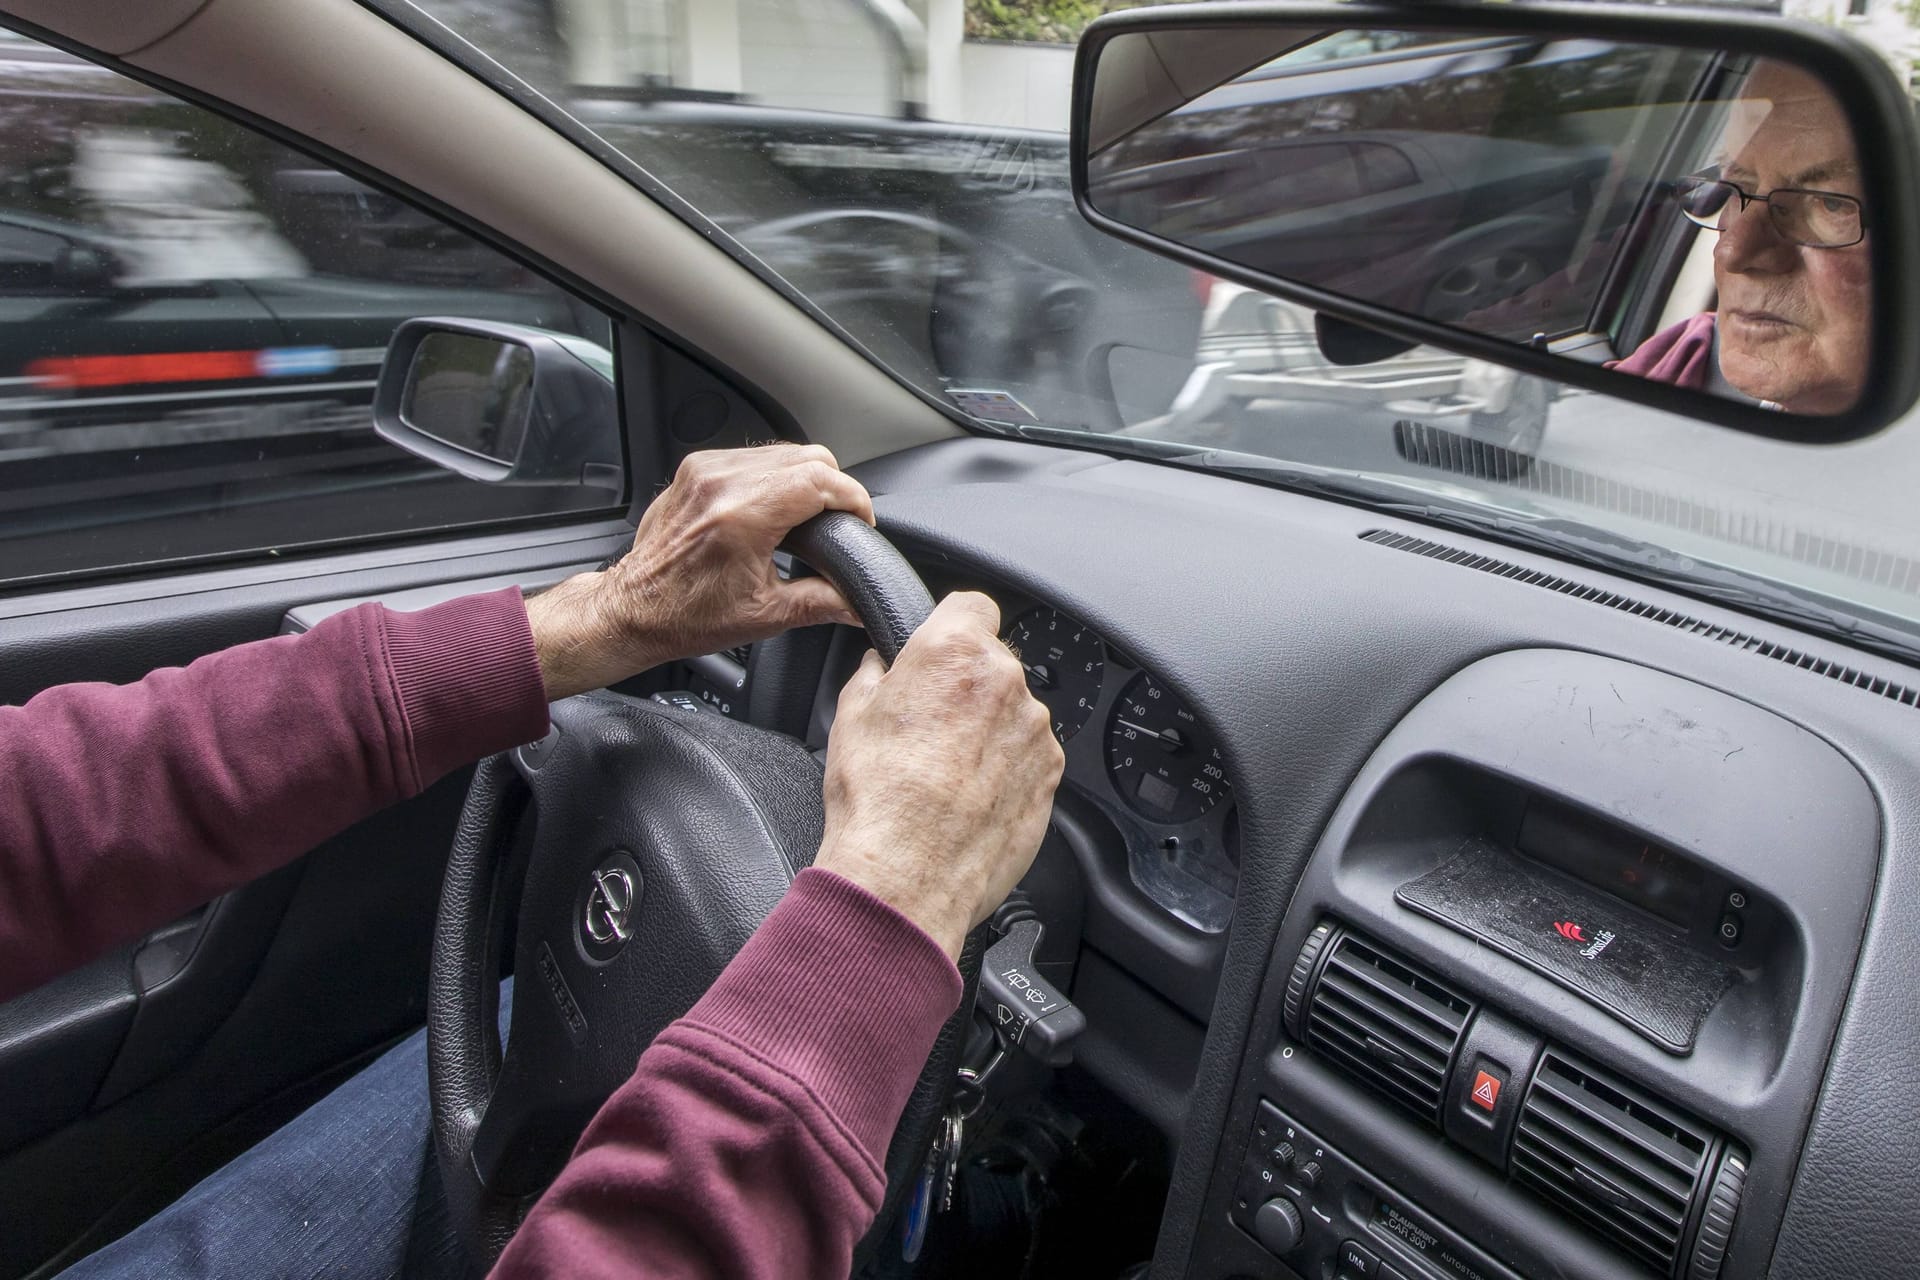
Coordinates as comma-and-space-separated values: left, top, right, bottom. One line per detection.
426, 511, 975, 1271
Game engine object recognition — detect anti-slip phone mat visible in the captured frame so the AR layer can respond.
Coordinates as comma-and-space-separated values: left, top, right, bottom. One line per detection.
1395, 837, 1738, 1054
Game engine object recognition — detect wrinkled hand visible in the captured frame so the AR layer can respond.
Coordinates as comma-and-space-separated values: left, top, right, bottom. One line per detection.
814, 593, 1065, 960
526, 444, 873, 699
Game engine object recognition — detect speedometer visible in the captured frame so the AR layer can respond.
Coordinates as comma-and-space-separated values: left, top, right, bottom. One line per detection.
1107, 672, 1231, 824
1004, 607, 1105, 743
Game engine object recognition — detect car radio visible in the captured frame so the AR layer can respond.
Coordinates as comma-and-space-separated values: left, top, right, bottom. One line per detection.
1231, 1097, 1523, 1280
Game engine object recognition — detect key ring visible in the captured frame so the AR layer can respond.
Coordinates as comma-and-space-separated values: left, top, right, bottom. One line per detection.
954, 1045, 1006, 1120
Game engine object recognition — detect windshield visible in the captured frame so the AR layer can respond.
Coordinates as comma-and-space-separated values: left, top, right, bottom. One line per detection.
391, 0, 1920, 657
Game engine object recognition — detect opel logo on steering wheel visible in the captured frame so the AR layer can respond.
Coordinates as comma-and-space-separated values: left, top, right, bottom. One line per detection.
585, 868, 635, 943
578, 852, 643, 963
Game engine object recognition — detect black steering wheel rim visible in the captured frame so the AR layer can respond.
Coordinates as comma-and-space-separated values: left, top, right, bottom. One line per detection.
426, 511, 974, 1271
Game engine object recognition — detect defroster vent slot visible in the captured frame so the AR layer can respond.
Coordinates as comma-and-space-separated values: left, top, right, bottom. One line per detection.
1358, 527, 1920, 706
1300, 929, 1475, 1128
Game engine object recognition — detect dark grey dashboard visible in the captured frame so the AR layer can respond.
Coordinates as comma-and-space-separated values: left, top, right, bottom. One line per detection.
848, 436, 1920, 1280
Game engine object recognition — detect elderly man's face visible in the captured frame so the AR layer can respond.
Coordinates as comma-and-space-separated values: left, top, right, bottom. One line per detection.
1711, 64, 1870, 414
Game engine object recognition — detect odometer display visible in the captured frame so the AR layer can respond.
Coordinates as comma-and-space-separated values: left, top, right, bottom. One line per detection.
1107, 672, 1231, 823
1005, 607, 1106, 743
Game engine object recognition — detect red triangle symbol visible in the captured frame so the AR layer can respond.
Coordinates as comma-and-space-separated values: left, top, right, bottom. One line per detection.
1472, 1077, 1499, 1108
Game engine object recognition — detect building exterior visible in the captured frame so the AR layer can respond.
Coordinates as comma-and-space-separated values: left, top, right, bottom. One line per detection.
439, 0, 1076, 128
458, 0, 1918, 134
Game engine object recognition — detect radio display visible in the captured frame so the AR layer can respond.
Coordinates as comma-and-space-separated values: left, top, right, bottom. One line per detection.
1516, 798, 1706, 928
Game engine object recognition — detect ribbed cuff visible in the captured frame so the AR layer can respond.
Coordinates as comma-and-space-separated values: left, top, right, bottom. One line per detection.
377, 587, 551, 791
682, 867, 963, 1162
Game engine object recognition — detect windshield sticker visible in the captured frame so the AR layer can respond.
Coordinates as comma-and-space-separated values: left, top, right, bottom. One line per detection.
948, 388, 1038, 424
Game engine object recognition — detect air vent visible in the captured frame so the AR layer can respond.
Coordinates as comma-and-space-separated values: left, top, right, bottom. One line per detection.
1360, 528, 1920, 710
1302, 932, 1475, 1127
1511, 1052, 1712, 1276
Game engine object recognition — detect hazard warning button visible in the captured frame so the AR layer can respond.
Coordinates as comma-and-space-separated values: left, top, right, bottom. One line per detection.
1452, 1056, 1511, 1134
1441, 1013, 1541, 1168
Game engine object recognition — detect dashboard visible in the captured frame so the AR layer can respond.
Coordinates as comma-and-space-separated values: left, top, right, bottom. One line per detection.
982, 596, 1239, 934
787, 435, 1920, 1280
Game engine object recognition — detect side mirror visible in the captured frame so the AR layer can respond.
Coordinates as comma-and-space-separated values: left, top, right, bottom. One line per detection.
1072, 4, 1920, 443
372, 317, 621, 488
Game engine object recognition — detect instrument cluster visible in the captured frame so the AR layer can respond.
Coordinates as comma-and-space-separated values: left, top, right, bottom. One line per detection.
1003, 603, 1240, 932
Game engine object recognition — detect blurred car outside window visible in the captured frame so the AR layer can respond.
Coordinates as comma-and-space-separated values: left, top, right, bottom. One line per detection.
0, 29, 617, 587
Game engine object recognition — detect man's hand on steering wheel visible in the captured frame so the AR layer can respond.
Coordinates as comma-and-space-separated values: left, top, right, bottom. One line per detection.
430, 441, 1067, 1266
819, 593, 1065, 960
526, 443, 874, 700
520, 439, 1064, 957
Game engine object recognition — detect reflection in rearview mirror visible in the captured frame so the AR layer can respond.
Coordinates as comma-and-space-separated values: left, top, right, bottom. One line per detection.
1084, 29, 1871, 416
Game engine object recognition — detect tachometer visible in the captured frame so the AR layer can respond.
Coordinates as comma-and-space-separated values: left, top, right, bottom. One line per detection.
1107, 672, 1231, 824
1005, 607, 1105, 743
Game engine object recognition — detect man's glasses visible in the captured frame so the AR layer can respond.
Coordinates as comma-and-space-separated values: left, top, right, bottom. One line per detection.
1672, 173, 1865, 248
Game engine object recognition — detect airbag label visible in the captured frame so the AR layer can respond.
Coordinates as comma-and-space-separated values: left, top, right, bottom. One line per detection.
947, 387, 1039, 424
537, 940, 590, 1045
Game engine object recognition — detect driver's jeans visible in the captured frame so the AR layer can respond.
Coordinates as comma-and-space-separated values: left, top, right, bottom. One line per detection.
50, 985, 514, 1280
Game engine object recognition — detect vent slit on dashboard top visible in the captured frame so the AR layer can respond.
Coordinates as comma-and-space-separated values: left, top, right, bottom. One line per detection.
1394, 421, 1920, 595
1359, 528, 1920, 710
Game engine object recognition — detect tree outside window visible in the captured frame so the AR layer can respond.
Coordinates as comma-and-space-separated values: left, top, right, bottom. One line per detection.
965, 0, 1146, 44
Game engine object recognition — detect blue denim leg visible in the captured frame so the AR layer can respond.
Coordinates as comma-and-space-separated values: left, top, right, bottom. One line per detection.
55, 983, 512, 1280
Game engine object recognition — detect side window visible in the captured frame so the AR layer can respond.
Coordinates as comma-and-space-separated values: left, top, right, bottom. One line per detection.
0, 32, 620, 586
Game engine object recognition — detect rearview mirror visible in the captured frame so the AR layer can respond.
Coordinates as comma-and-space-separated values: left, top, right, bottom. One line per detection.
1072, 4, 1920, 441
372, 317, 621, 487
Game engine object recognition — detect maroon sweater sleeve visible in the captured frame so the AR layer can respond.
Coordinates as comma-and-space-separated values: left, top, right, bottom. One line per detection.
1605, 311, 1717, 389
494, 866, 963, 1280
0, 587, 549, 1001
5, 586, 960, 1279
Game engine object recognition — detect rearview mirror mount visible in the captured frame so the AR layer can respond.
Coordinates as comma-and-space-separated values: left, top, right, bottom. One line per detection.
1071, 2, 1920, 442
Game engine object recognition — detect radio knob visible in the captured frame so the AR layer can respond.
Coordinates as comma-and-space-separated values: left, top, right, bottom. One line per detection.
1252, 1198, 1305, 1255
1295, 1160, 1323, 1191
1270, 1140, 1297, 1168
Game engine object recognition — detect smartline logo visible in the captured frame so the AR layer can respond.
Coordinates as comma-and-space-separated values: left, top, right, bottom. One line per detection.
1553, 920, 1617, 959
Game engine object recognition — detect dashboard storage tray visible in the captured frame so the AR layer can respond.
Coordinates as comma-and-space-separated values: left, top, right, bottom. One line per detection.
1396, 837, 1737, 1053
